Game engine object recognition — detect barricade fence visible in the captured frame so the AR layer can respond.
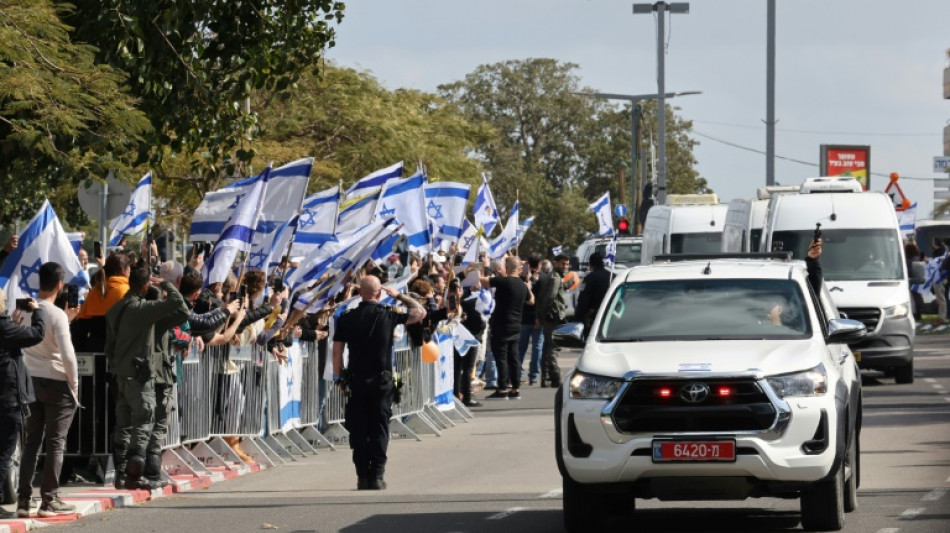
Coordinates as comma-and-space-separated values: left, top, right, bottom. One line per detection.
56, 321, 476, 482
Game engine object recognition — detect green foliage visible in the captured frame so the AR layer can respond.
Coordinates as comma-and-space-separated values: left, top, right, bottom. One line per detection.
440, 58, 709, 254
0, 0, 150, 226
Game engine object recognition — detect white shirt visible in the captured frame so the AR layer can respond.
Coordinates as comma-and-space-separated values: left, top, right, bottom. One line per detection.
24, 300, 79, 399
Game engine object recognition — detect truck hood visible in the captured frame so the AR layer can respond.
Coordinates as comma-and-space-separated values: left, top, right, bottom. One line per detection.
823, 279, 908, 309
578, 339, 824, 378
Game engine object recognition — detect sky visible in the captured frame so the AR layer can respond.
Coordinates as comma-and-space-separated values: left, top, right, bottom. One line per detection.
326, 0, 949, 220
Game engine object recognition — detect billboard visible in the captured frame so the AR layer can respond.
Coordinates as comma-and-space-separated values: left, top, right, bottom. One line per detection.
820, 144, 870, 190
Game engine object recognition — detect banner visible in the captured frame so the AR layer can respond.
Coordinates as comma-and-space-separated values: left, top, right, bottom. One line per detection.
433, 327, 455, 411
820, 145, 870, 190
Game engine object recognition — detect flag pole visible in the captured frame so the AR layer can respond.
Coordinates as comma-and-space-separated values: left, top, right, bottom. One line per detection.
514, 189, 520, 258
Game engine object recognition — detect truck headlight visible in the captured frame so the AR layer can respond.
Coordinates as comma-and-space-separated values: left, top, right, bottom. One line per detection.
884, 303, 909, 319
569, 371, 622, 400
767, 364, 828, 398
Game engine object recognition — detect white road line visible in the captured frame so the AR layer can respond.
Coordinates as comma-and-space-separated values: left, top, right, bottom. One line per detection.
924, 378, 936, 383
898, 508, 925, 520
932, 383, 946, 389
487, 507, 527, 520
923, 488, 947, 501
540, 489, 563, 499
875, 528, 900, 533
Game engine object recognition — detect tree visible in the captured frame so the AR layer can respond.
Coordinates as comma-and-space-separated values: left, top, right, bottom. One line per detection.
65, 0, 345, 189
0, 0, 151, 226
439, 58, 709, 254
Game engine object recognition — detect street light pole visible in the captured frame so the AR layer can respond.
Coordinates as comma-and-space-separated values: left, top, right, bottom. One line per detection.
634, 2, 689, 206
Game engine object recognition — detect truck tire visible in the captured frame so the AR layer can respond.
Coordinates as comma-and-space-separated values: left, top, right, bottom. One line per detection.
844, 433, 858, 513
563, 476, 603, 533
894, 360, 914, 384
800, 458, 845, 531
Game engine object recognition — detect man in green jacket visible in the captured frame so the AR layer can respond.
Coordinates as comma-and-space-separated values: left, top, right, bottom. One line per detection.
105, 266, 189, 490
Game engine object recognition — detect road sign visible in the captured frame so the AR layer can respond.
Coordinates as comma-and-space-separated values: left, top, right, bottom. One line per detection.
614, 204, 628, 217
935, 156, 950, 172
77, 172, 131, 221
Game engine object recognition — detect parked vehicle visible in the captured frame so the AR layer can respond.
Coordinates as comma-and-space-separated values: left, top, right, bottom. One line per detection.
763, 176, 918, 383
555, 253, 865, 532
567, 236, 643, 318
722, 186, 799, 253
641, 194, 727, 264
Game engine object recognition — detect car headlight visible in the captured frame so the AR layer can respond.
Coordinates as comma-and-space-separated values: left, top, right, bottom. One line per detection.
884, 303, 909, 319
569, 371, 622, 400
766, 364, 828, 398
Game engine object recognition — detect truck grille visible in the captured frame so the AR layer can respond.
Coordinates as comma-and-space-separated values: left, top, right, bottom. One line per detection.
838, 307, 880, 331
612, 379, 777, 433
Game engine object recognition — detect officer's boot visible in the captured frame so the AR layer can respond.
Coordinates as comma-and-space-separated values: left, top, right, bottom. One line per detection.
143, 452, 169, 489
112, 446, 127, 490
124, 453, 159, 491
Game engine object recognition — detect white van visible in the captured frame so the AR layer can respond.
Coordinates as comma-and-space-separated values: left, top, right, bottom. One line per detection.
763, 177, 916, 383
641, 194, 728, 264
721, 186, 800, 253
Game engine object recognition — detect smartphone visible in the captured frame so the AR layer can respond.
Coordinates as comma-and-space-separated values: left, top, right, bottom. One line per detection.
203, 242, 213, 257
238, 285, 247, 300
15, 298, 31, 311
65, 284, 79, 308
813, 223, 822, 242
94, 241, 103, 259
448, 294, 458, 310
273, 279, 284, 293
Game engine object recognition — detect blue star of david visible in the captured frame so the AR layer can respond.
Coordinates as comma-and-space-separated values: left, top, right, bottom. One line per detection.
380, 204, 396, 217
463, 235, 475, 250
249, 248, 269, 269
18, 259, 42, 297
229, 193, 246, 209
299, 209, 318, 229
123, 200, 136, 218
426, 200, 444, 220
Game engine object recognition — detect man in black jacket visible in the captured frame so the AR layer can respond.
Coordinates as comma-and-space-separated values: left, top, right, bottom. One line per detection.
575, 252, 612, 339
0, 292, 44, 516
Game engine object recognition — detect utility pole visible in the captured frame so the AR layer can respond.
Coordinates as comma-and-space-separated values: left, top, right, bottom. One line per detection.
766, 0, 777, 185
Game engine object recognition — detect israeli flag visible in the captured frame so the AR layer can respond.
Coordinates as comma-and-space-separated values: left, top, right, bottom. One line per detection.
514, 216, 534, 247
457, 219, 477, 255
108, 172, 152, 246
489, 201, 519, 260
605, 233, 618, 269
425, 182, 471, 242
66, 232, 84, 255
472, 288, 495, 319
452, 323, 480, 358
203, 167, 270, 285
292, 186, 340, 256
433, 328, 455, 410
190, 157, 311, 241
336, 192, 378, 235
379, 269, 416, 306
552, 245, 564, 256
246, 216, 295, 273
376, 171, 430, 253
473, 173, 500, 235
0, 201, 89, 302
912, 254, 946, 303
461, 235, 490, 267
589, 192, 614, 237
897, 203, 916, 233
288, 219, 387, 291
344, 161, 403, 200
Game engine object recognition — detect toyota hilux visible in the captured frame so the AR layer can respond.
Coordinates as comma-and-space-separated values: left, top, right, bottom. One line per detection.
555, 254, 865, 532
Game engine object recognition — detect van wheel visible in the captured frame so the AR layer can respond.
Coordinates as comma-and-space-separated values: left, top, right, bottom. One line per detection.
563, 477, 603, 532
894, 360, 914, 384
844, 433, 858, 513
800, 458, 845, 531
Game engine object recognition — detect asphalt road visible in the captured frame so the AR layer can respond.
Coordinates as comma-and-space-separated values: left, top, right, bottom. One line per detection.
64, 336, 950, 533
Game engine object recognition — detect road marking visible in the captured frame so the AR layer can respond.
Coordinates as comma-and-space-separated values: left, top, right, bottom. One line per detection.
944, 397, 950, 402
898, 508, 925, 520
932, 383, 945, 389
487, 507, 526, 520
923, 488, 947, 501
924, 378, 936, 383
540, 489, 563, 499
876, 529, 900, 533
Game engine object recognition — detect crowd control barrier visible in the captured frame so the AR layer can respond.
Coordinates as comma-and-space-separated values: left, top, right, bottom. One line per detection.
43, 317, 477, 489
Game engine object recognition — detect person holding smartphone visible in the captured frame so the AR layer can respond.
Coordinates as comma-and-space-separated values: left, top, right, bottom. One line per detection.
0, 290, 45, 518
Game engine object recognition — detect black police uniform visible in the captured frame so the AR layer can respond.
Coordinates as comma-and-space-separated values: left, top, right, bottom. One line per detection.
333, 301, 408, 486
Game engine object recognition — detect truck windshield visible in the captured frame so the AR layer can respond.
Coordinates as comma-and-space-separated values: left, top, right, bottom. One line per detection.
598, 279, 811, 341
771, 229, 903, 281
593, 242, 642, 264
671, 232, 723, 254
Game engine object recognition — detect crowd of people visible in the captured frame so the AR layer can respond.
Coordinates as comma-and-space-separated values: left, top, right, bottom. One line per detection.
0, 224, 617, 502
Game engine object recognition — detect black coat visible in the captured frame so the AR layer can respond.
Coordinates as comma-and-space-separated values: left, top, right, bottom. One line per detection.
0, 308, 46, 409
575, 268, 611, 324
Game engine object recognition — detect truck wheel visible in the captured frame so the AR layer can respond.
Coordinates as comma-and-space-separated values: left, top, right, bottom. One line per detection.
894, 360, 914, 384
563, 476, 603, 532
844, 433, 858, 513
800, 459, 845, 531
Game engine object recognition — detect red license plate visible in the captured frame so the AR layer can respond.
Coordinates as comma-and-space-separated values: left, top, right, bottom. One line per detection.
652, 440, 736, 462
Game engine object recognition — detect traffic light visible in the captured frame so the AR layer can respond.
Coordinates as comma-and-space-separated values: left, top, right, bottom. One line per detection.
617, 218, 631, 235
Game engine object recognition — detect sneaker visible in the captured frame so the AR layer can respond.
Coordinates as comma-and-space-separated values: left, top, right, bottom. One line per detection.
485, 390, 509, 400
16, 496, 34, 518
484, 384, 498, 390
37, 497, 76, 517
463, 400, 483, 407
508, 390, 521, 400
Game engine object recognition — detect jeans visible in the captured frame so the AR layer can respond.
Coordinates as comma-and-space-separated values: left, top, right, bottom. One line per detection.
490, 332, 521, 391
0, 407, 23, 503
18, 377, 77, 503
518, 323, 543, 382
479, 347, 498, 387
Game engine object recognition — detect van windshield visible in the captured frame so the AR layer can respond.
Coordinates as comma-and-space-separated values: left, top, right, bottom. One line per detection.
597, 279, 811, 341
671, 232, 723, 254
771, 229, 903, 281
593, 242, 642, 265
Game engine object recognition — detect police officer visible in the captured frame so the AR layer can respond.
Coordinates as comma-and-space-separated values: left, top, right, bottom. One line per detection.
574, 252, 611, 339
332, 276, 425, 490
104, 266, 189, 490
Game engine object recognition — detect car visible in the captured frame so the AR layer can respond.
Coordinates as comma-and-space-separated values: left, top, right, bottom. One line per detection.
555, 253, 865, 532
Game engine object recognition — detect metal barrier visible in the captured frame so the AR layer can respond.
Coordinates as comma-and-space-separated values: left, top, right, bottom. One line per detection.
66, 352, 114, 458
296, 340, 335, 450
175, 342, 214, 445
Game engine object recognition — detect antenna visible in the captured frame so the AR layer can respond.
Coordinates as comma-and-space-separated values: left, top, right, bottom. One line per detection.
830, 196, 838, 221
702, 262, 712, 275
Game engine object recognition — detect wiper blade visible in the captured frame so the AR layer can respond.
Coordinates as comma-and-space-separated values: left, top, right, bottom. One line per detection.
602, 337, 646, 343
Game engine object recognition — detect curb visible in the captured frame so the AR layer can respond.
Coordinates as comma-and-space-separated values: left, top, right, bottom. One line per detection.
0, 461, 262, 531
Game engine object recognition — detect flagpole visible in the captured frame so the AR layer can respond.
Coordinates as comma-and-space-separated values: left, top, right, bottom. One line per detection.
514, 189, 520, 258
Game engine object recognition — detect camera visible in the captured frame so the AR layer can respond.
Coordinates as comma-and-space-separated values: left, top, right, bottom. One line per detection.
15, 298, 32, 311
813, 223, 822, 242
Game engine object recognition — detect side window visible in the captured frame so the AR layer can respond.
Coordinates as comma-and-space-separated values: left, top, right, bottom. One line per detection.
805, 278, 828, 338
